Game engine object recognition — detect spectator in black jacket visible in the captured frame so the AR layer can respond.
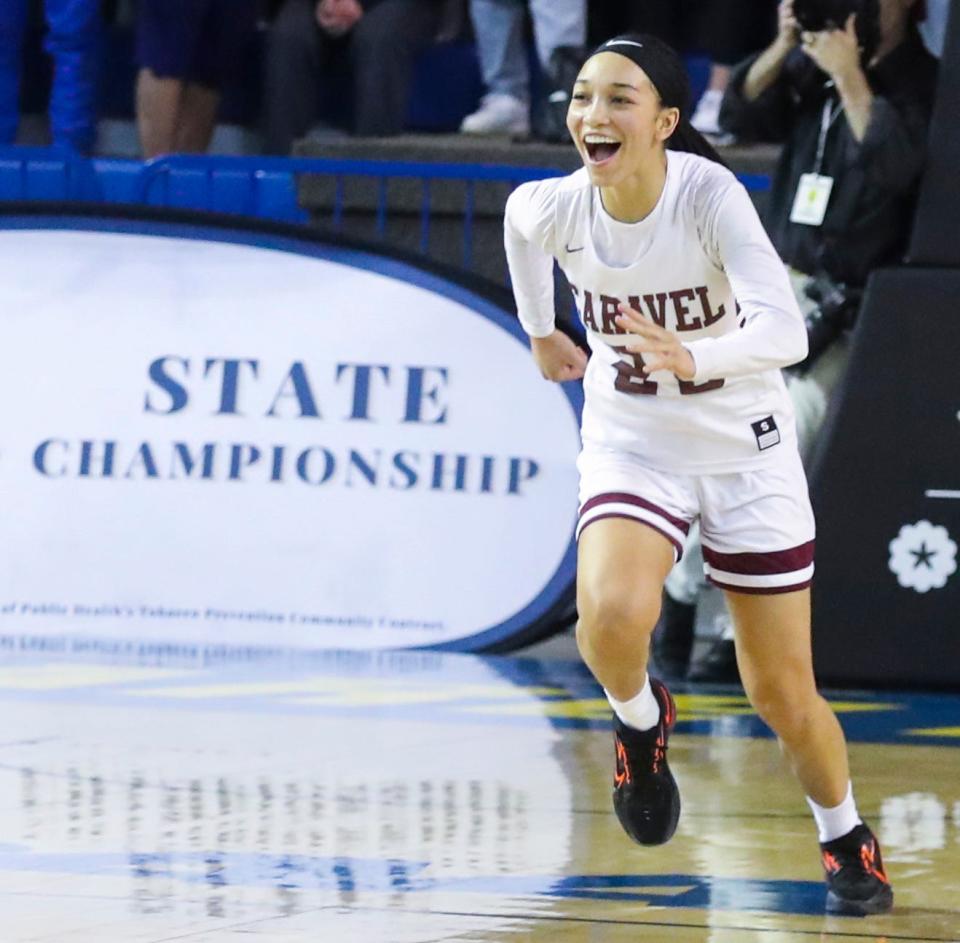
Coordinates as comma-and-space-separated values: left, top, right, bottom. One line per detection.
262, 0, 443, 153
653, 0, 939, 683
722, 0, 938, 292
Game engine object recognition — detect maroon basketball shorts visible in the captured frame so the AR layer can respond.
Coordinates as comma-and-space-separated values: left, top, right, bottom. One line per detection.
576, 445, 816, 594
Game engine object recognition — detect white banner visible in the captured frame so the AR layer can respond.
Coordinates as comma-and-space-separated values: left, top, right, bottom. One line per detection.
0, 220, 581, 651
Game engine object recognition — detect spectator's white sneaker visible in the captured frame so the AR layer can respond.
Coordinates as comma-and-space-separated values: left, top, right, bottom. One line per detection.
460, 94, 530, 136
690, 89, 735, 145
690, 88, 723, 134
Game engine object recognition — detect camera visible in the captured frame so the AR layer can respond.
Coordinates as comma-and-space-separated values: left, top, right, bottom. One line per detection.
791, 273, 862, 375
794, 0, 859, 31
793, 0, 880, 59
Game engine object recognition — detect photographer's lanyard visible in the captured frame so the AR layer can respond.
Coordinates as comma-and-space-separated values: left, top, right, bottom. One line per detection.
790, 95, 843, 227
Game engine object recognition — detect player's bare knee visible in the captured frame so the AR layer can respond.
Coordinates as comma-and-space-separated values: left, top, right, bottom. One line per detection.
576, 588, 658, 658
745, 680, 818, 742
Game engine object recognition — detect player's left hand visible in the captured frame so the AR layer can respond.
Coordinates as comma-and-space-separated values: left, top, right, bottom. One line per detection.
615, 302, 696, 381
801, 14, 862, 82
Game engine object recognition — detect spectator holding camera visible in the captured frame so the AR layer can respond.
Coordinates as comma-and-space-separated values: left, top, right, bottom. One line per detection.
652, 0, 939, 683
726, 0, 937, 308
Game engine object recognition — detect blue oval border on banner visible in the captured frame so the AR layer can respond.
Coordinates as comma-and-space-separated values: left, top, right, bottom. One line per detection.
0, 211, 583, 653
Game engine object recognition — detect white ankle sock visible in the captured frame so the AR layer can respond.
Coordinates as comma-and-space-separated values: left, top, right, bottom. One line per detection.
605, 676, 660, 731
807, 782, 862, 843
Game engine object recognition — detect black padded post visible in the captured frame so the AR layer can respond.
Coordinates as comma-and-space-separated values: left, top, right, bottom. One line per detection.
908, 2, 960, 265
809, 268, 960, 687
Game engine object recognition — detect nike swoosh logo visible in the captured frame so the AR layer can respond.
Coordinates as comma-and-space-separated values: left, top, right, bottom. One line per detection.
565, 244, 584, 253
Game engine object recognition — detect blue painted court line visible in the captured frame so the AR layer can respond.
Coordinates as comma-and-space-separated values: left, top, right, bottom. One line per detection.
0, 847, 831, 917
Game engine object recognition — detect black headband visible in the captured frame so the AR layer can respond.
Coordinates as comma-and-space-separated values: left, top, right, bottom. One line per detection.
591, 34, 690, 116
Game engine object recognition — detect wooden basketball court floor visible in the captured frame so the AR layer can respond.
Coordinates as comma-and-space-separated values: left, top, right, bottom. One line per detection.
0, 643, 957, 942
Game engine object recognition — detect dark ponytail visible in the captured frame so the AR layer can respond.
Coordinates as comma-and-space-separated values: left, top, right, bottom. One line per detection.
669, 119, 728, 167
592, 33, 728, 168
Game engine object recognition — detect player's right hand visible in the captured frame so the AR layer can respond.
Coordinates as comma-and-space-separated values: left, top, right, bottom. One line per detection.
531, 330, 588, 382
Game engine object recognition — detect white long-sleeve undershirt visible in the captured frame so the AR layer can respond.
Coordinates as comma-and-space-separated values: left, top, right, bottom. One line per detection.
503, 166, 807, 384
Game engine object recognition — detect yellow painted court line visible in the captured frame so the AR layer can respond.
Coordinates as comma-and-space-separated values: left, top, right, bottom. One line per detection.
114, 675, 902, 719
461, 698, 612, 720
120, 677, 566, 703
822, 700, 902, 713
291, 686, 562, 708
465, 694, 900, 723
904, 726, 960, 738
0, 664, 190, 690
462, 699, 759, 721
674, 694, 751, 708
676, 694, 900, 715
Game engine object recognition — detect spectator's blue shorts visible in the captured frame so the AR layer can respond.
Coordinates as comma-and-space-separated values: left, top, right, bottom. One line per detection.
136, 0, 258, 88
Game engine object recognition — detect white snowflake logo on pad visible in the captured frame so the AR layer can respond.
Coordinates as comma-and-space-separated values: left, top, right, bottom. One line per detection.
888, 521, 957, 593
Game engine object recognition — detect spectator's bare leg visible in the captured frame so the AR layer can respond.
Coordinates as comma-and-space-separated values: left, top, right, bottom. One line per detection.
136, 68, 182, 158
174, 83, 220, 153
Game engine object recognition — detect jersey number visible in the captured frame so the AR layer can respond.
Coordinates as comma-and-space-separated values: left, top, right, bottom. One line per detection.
612, 347, 725, 396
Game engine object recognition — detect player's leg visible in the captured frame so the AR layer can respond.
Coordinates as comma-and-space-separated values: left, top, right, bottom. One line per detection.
574, 449, 696, 846
577, 518, 682, 846
724, 588, 849, 804
699, 451, 891, 915
725, 588, 892, 915
652, 520, 705, 680
576, 518, 675, 700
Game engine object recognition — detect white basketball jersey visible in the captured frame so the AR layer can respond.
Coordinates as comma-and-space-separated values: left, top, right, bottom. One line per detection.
505, 151, 808, 474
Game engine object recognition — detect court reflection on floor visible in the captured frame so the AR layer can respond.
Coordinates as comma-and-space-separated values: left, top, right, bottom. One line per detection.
1, 648, 958, 941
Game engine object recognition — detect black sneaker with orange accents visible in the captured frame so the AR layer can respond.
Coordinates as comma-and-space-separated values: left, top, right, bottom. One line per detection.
820, 822, 893, 915
611, 677, 681, 846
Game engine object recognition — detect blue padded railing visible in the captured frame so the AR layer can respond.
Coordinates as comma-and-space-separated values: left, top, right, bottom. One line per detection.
0, 146, 144, 204
0, 147, 771, 272
136, 155, 574, 270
